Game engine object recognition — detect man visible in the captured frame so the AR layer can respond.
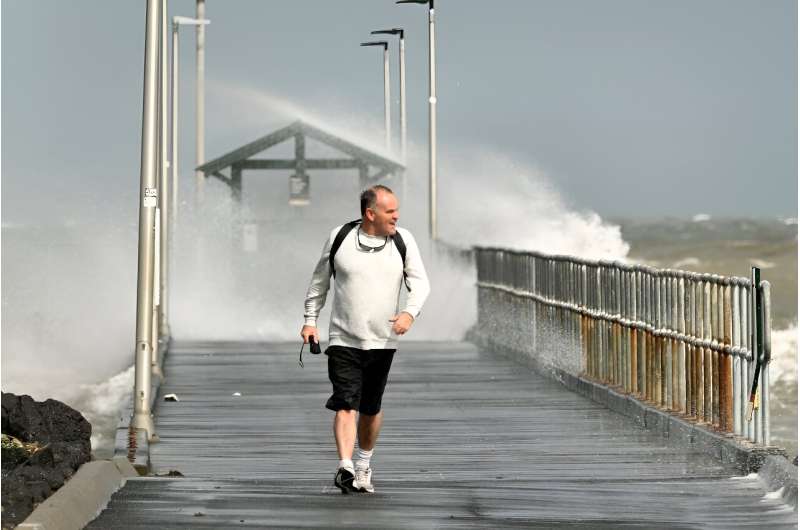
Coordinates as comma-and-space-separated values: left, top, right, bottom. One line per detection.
301, 185, 430, 494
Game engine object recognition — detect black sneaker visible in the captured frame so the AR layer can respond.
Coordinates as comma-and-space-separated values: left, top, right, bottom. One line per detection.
334, 466, 359, 494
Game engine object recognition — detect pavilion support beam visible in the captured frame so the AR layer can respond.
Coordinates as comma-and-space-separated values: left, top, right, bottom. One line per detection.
231, 164, 242, 203
358, 162, 368, 190
367, 168, 391, 183
238, 159, 360, 170
209, 170, 230, 185
295, 133, 306, 180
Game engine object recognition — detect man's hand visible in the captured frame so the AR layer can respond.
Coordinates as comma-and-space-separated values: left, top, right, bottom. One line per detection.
389, 312, 414, 335
301, 325, 320, 344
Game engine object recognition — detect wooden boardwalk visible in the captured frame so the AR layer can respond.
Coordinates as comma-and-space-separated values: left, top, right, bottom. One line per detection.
89, 341, 795, 529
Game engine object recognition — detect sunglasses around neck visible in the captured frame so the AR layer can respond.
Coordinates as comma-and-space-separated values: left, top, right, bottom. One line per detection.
357, 226, 389, 252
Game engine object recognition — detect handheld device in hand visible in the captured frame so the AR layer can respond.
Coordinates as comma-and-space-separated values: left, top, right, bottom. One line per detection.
299, 336, 322, 368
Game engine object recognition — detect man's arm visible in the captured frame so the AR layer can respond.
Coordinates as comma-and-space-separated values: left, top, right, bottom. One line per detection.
301, 232, 334, 342
392, 230, 430, 333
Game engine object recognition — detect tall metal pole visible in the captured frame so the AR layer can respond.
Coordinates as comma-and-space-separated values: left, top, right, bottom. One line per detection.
171, 16, 209, 224
399, 32, 406, 163
428, 0, 437, 240
158, 0, 170, 348
195, 0, 206, 207
171, 21, 179, 222
132, 0, 161, 441
361, 41, 391, 154
398, 0, 437, 239
152, 0, 164, 364
372, 28, 407, 196
383, 44, 391, 152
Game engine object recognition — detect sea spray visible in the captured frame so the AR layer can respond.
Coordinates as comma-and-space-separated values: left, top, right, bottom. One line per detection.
4, 86, 794, 459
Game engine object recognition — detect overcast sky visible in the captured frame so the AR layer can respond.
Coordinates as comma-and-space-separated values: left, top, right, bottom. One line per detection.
2, 0, 797, 223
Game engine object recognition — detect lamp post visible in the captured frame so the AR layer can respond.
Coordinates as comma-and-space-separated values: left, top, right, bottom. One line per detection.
397, 0, 436, 240
132, 0, 162, 442
157, 0, 169, 359
360, 41, 391, 152
371, 28, 406, 164
171, 16, 210, 224
195, 0, 206, 208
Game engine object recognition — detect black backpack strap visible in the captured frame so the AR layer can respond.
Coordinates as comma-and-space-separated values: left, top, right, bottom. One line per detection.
391, 230, 411, 292
329, 220, 410, 292
329, 219, 361, 279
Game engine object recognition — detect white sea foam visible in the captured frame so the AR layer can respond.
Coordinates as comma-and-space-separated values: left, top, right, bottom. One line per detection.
207, 81, 630, 260
672, 257, 701, 268
4, 82, 792, 458
750, 259, 776, 269
762, 487, 786, 500
770, 324, 798, 384
435, 150, 630, 260
207, 80, 397, 164
67, 366, 134, 457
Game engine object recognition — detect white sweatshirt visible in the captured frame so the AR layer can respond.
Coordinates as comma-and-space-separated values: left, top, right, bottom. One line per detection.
304, 224, 430, 350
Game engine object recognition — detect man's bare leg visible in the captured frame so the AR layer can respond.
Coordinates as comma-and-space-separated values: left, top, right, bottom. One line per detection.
357, 411, 383, 451
334, 409, 357, 460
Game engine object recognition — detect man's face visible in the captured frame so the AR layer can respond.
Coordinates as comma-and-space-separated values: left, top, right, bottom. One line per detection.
367, 190, 399, 236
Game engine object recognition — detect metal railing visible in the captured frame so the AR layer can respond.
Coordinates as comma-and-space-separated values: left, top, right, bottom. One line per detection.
474, 247, 772, 446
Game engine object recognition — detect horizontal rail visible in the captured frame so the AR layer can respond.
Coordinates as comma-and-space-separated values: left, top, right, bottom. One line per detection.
473, 247, 772, 446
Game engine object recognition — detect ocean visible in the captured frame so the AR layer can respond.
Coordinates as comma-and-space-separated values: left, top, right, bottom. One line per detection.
618, 216, 797, 458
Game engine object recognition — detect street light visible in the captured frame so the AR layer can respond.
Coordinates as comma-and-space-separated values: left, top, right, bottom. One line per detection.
132, 0, 162, 442
371, 28, 406, 164
156, 0, 169, 369
195, 0, 206, 208
172, 16, 211, 223
360, 41, 391, 152
397, 0, 437, 240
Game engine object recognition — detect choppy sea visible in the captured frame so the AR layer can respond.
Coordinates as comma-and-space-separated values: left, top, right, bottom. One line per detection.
617, 216, 797, 458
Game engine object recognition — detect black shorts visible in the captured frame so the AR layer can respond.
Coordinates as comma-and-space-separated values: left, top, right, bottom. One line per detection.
325, 345, 396, 415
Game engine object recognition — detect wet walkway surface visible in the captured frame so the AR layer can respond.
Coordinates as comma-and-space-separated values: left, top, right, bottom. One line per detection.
89, 341, 795, 529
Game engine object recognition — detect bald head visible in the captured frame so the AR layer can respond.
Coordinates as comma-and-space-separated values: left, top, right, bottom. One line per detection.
360, 185, 399, 236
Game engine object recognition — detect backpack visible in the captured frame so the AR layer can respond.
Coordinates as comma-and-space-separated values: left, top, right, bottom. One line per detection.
328, 219, 410, 291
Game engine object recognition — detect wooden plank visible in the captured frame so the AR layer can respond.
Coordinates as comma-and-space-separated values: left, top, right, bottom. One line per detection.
88, 341, 795, 529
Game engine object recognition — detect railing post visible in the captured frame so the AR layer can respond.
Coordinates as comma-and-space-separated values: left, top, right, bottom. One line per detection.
721, 279, 732, 431
743, 282, 753, 441
752, 269, 763, 444
678, 275, 686, 414
670, 273, 679, 411
732, 281, 742, 436
760, 280, 771, 445
692, 275, 700, 418
663, 272, 672, 408
711, 278, 719, 426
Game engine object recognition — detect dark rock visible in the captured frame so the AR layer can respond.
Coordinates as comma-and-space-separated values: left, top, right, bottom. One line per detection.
2, 393, 91, 445
2, 481, 34, 528
1, 392, 92, 529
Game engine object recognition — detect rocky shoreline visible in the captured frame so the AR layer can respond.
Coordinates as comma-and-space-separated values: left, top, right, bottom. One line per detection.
1, 392, 92, 529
